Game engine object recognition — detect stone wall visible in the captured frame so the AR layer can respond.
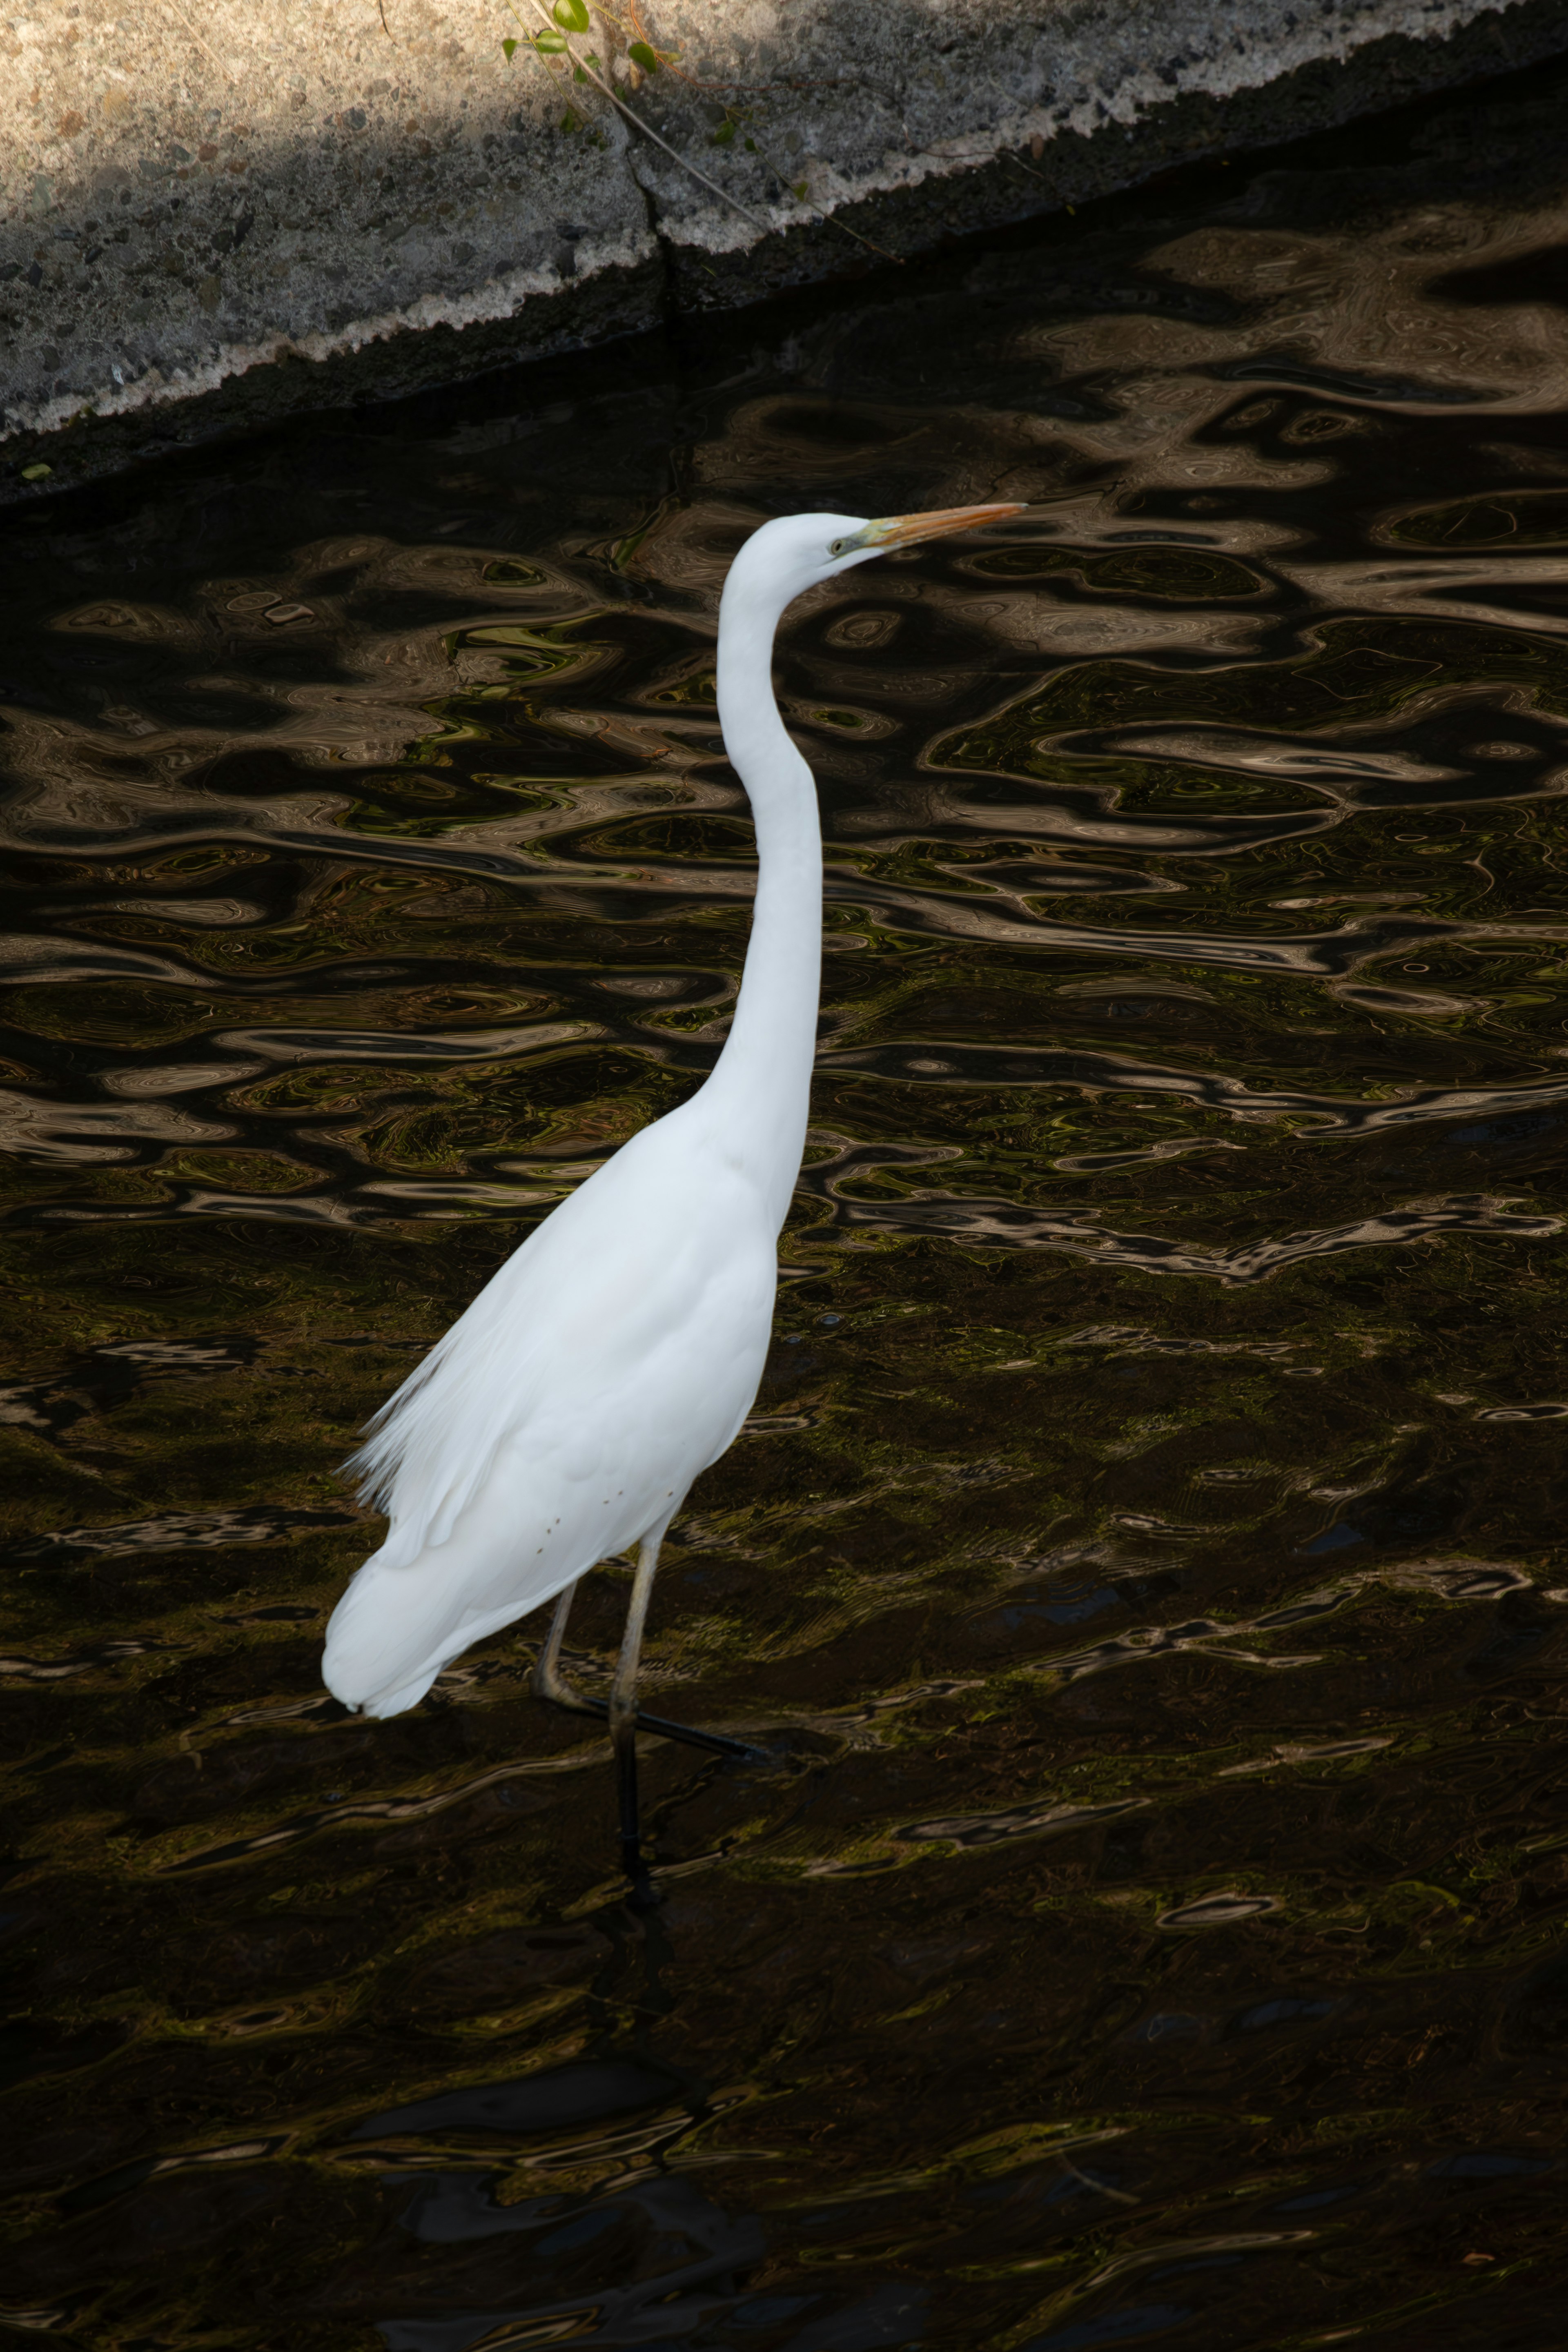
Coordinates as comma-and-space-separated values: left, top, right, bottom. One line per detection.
5, 0, 1567, 496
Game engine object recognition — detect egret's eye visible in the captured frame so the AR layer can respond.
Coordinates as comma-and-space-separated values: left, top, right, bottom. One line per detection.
829, 537, 849, 557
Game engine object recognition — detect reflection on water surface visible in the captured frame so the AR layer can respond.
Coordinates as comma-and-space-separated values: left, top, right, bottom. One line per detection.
5, 58, 1568, 2351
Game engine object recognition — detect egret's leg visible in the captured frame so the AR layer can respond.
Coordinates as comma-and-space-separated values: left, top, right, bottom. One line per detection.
610, 1529, 663, 1904
530, 1579, 581, 1709
530, 1566, 760, 1765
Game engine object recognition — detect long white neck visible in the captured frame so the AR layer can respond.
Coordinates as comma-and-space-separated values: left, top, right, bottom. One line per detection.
697, 576, 822, 1235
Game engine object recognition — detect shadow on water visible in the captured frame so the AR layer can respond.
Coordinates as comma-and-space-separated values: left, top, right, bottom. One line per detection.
6, 51, 1568, 2351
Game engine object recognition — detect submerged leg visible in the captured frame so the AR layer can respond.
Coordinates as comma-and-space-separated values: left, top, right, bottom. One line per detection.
610, 1528, 664, 1905
530, 1566, 759, 1764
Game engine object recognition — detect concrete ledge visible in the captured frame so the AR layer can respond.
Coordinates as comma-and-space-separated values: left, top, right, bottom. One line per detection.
5, 0, 1567, 499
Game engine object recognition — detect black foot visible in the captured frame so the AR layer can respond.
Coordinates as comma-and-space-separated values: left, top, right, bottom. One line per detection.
543, 1688, 764, 1766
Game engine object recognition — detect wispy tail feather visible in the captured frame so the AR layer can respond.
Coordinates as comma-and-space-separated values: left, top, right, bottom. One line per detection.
337, 1249, 550, 1553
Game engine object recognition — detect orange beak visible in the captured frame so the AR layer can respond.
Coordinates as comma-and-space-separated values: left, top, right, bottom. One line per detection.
850, 501, 1026, 551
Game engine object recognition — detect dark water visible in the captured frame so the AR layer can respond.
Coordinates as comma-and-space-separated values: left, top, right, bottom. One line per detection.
6, 58, 1568, 2351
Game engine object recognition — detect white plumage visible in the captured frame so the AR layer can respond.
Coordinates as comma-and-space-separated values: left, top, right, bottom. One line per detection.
322, 502, 1022, 1754
324, 1116, 775, 1715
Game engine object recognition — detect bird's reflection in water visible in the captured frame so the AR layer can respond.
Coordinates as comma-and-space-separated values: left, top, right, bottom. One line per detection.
342, 2037, 925, 2348
380, 2172, 777, 2349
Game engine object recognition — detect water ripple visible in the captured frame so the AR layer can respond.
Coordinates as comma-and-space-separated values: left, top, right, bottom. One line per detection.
7, 64, 1568, 2350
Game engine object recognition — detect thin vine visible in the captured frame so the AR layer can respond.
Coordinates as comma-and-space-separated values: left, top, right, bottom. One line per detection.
506, 0, 773, 234
498, 0, 902, 265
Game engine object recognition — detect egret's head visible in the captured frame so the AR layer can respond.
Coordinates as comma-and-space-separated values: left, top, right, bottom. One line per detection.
727, 502, 1026, 614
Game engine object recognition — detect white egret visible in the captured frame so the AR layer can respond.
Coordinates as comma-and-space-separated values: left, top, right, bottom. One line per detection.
323, 500, 1023, 1897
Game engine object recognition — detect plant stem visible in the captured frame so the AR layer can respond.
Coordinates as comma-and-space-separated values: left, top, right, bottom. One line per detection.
513, 0, 772, 238
156, 0, 238, 85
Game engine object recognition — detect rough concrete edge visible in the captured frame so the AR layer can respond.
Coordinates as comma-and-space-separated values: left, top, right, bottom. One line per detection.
5, 0, 1502, 440
0, 251, 670, 506
9, 216, 662, 448
662, 0, 1568, 312
637, 0, 1546, 258
4, 0, 1566, 510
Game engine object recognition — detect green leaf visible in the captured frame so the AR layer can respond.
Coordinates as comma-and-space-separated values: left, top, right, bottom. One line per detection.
790, 180, 808, 199
501, 35, 518, 58
628, 40, 659, 71
744, 136, 756, 152
20, 463, 52, 482
553, 0, 590, 29
532, 29, 567, 51
712, 119, 735, 145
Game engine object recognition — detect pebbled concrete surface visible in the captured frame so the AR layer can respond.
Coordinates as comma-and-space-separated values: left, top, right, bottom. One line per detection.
4, 0, 1567, 494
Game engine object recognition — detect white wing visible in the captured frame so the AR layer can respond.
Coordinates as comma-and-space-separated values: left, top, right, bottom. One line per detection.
322, 1116, 777, 1717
